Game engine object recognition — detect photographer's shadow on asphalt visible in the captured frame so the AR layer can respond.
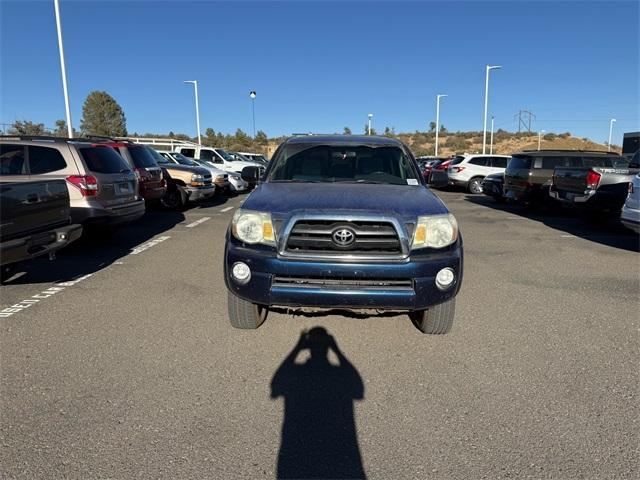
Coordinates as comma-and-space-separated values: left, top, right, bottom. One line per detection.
270, 327, 366, 480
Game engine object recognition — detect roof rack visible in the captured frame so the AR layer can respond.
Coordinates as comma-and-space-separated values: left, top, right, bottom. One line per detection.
113, 137, 200, 149
520, 149, 618, 154
0, 134, 73, 142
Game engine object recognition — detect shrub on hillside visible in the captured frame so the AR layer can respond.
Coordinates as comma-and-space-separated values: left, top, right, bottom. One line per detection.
444, 137, 471, 150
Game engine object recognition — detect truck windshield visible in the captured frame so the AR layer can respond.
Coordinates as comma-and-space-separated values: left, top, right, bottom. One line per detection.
216, 149, 235, 161
268, 145, 419, 185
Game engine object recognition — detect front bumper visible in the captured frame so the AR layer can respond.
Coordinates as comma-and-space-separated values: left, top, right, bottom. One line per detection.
185, 185, 216, 202
621, 204, 640, 233
1, 223, 83, 267
224, 236, 463, 311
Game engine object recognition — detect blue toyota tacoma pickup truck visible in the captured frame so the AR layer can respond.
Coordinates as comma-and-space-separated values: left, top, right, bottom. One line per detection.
224, 135, 463, 334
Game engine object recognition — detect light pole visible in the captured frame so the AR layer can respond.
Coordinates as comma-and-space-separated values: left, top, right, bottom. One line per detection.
249, 91, 256, 138
184, 80, 201, 145
368, 113, 373, 135
482, 65, 502, 154
608, 118, 616, 151
435, 94, 447, 157
53, 0, 73, 138
490, 116, 495, 154
538, 129, 545, 150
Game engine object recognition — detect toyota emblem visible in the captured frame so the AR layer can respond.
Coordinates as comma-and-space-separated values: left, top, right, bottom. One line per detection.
332, 228, 356, 247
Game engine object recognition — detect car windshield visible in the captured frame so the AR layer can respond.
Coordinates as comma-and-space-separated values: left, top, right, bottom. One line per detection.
268, 144, 419, 185
147, 148, 171, 165
216, 149, 235, 161
173, 153, 199, 166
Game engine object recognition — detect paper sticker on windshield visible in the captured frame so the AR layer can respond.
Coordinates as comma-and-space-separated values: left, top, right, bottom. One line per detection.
407, 179, 419, 185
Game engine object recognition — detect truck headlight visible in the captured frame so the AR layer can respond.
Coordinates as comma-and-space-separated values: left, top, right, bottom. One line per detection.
191, 174, 205, 186
411, 214, 458, 249
231, 209, 276, 245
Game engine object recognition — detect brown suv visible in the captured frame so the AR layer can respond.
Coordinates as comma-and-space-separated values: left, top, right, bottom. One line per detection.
0, 136, 145, 227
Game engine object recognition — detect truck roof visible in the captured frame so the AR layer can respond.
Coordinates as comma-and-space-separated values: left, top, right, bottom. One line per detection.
284, 134, 404, 147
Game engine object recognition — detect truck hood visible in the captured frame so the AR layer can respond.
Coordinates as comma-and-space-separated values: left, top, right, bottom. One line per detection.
243, 182, 450, 218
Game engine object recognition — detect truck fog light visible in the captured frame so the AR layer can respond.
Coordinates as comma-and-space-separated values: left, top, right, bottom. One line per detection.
232, 262, 251, 284
435, 267, 455, 290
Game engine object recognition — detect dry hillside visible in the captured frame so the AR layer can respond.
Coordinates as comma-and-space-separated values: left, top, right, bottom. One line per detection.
266, 132, 620, 158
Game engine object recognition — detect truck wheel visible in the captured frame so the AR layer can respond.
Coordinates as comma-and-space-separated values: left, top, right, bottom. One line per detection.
409, 298, 456, 334
161, 187, 186, 211
227, 290, 268, 329
468, 177, 484, 194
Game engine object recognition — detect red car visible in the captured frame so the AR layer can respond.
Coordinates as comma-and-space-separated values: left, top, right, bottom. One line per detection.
428, 157, 453, 187
88, 139, 167, 203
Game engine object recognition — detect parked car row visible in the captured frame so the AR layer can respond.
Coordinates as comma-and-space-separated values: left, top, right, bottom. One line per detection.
425, 147, 640, 233
0, 135, 259, 280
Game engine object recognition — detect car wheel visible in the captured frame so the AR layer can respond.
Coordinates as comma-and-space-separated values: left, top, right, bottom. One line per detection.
161, 187, 186, 211
468, 178, 484, 194
409, 298, 456, 334
227, 290, 268, 329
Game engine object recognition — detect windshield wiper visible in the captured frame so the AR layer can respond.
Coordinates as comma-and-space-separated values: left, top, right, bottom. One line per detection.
270, 179, 321, 183
334, 179, 386, 184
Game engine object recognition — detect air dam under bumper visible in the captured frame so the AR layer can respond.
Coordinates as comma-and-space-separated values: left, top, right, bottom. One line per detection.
224, 239, 463, 311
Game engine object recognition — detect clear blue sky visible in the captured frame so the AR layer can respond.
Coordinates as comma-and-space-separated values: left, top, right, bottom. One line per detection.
1, 0, 638, 144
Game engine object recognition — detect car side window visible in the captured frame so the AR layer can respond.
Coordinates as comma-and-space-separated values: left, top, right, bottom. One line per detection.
181, 148, 195, 158
0, 144, 27, 175
491, 157, 508, 168
468, 157, 488, 166
535, 156, 565, 169
28, 146, 67, 174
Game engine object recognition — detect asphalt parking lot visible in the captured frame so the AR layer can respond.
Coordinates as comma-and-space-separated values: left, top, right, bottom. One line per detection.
1, 190, 638, 479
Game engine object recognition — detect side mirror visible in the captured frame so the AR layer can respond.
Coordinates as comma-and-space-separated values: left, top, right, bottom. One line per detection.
241, 166, 260, 183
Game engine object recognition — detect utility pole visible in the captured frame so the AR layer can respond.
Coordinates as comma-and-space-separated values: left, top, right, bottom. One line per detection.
514, 109, 536, 133
490, 116, 495, 155
183, 80, 201, 145
483, 65, 501, 154
435, 94, 447, 157
608, 118, 616, 151
53, 0, 73, 138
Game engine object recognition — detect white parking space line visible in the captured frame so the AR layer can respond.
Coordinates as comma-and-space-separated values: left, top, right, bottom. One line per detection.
185, 217, 211, 228
130, 236, 171, 255
220, 206, 234, 212
0, 274, 93, 319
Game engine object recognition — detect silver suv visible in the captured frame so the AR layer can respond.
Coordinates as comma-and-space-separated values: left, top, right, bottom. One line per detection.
447, 154, 511, 193
0, 136, 145, 227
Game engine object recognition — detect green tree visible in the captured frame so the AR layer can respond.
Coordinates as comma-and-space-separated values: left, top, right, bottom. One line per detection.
439, 125, 447, 133
364, 124, 377, 135
9, 120, 46, 135
79, 90, 127, 136
383, 126, 396, 138
429, 121, 436, 133
203, 127, 218, 146
343, 127, 352, 135
255, 130, 268, 144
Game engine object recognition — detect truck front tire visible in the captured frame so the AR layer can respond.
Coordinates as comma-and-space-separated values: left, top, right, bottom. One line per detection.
227, 290, 268, 329
409, 298, 456, 334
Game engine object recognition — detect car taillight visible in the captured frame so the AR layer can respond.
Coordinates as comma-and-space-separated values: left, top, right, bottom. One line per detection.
453, 167, 465, 173
135, 167, 150, 181
586, 170, 601, 189
66, 175, 98, 197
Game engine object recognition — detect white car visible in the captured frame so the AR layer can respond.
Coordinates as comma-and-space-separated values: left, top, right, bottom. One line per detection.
193, 158, 248, 194
237, 152, 268, 165
447, 154, 511, 194
621, 161, 640, 234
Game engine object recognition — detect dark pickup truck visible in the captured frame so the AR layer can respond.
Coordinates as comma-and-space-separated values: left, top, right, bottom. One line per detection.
549, 155, 639, 214
0, 180, 82, 280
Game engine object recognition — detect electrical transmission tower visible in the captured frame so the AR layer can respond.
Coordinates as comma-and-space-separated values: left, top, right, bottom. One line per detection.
514, 110, 536, 132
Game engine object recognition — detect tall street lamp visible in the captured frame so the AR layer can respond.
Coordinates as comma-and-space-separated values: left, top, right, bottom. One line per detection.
608, 118, 616, 151
435, 94, 447, 157
482, 65, 502, 154
53, 0, 73, 138
538, 129, 545, 150
184, 80, 201, 145
368, 113, 373, 135
490, 116, 495, 155
249, 91, 257, 138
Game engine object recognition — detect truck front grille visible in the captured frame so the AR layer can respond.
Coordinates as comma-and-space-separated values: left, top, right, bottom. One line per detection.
272, 276, 413, 291
285, 220, 402, 255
